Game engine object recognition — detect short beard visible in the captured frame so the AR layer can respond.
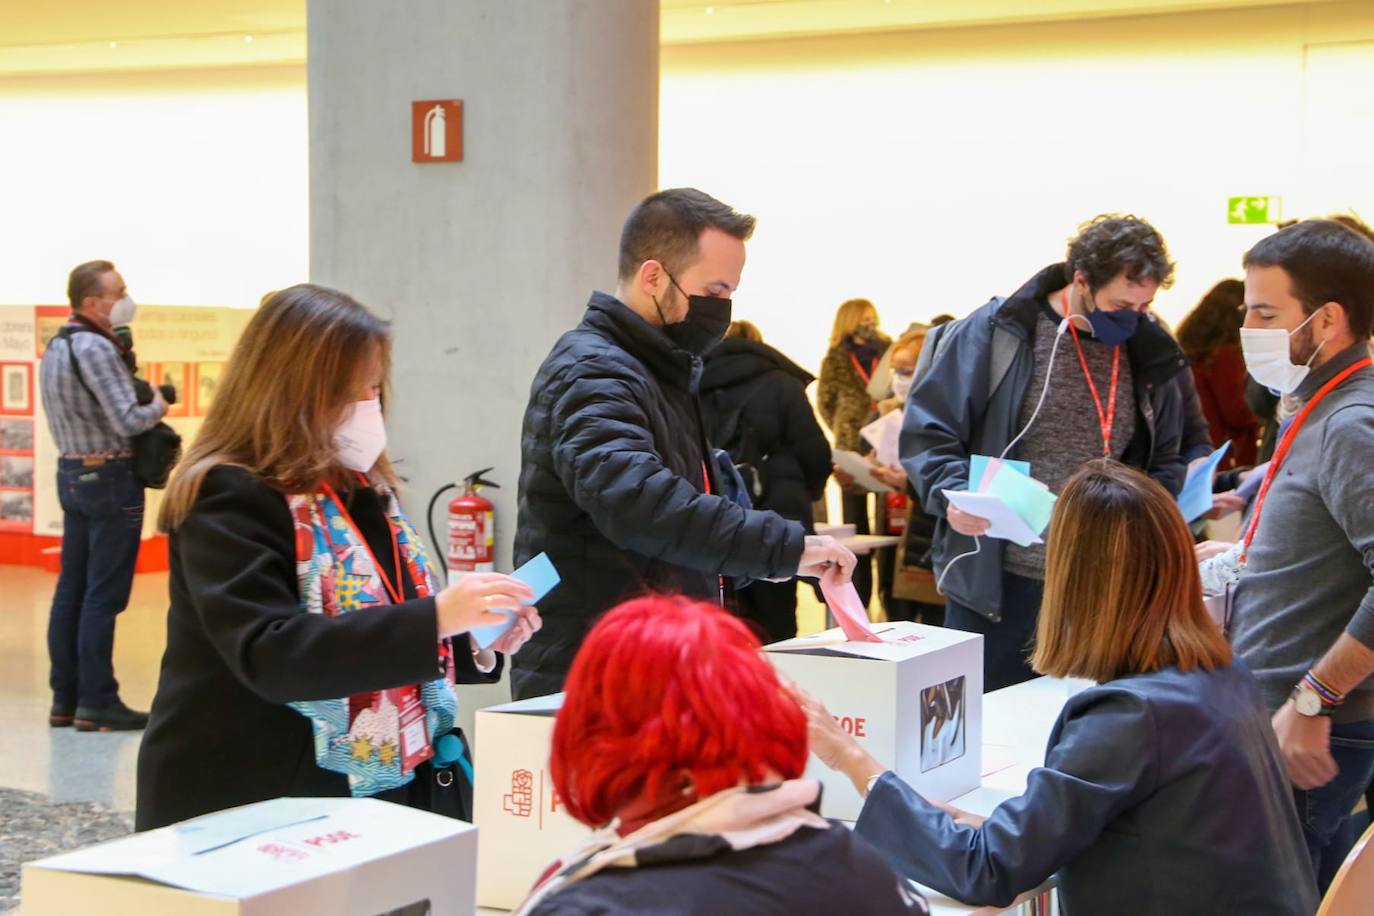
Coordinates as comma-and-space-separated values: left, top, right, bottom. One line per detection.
1289, 320, 1322, 367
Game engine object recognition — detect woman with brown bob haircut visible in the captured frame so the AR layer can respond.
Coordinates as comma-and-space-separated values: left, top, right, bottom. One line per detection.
805, 461, 1317, 914
136, 284, 540, 830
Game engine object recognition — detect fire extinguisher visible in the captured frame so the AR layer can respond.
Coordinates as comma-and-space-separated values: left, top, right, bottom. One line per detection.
427, 468, 500, 582
885, 491, 909, 536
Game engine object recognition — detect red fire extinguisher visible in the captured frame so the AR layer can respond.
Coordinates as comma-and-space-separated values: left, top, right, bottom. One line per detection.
885, 491, 909, 536
446, 468, 500, 578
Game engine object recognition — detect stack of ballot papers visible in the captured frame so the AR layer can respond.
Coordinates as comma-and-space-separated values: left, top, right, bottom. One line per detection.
941, 455, 1057, 547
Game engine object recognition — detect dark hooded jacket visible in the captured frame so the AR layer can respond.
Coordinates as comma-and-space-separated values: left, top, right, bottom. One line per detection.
902, 264, 1189, 620
514, 293, 806, 682
700, 337, 832, 532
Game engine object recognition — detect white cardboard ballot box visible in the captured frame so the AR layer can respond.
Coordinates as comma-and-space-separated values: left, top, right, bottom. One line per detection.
21, 796, 477, 916
766, 621, 984, 821
474, 693, 590, 910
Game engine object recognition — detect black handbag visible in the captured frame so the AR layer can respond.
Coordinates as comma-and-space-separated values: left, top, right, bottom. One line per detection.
59, 328, 182, 489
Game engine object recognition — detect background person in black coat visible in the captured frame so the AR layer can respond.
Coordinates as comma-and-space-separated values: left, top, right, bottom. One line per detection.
136, 285, 540, 830
513, 189, 856, 700
701, 320, 832, 643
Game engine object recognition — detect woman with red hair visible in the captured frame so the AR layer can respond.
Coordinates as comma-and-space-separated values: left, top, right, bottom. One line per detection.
515, 595, 927, 915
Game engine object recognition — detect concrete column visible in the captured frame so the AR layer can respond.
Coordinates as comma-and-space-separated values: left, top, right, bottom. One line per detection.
308, 1, 658, 716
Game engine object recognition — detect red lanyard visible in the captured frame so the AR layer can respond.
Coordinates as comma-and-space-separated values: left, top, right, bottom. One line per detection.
319, 477, 407, 606
849, 352, 874, 386
1240, 356, 1373, 562
1063, 289, 1121, 457
700, 459, 727, 606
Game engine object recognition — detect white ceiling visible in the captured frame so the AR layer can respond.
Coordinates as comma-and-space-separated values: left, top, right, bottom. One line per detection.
0, 0, 1339, 76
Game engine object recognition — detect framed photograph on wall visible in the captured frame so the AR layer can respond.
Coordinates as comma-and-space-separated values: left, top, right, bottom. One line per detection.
0, 455, 34, 488
0, 489, 35, 530
0, 418, 34, 452
1, 363, 33, 415
148, 362, 190, 418
194, 362, 224, 416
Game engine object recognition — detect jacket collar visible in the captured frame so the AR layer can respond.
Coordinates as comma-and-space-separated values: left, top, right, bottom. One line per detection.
1296, 341, 1374, 401
582, 291, 701, 392
994, 262, 1188, 388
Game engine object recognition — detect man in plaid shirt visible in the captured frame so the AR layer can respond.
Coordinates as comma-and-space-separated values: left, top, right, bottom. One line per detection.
39, 260, 166, 732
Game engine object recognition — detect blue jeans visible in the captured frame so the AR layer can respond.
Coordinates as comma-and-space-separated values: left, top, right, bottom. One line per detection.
48, 458, 144, 708
943, 571, 1043, 692
1293, 717, 1374, 893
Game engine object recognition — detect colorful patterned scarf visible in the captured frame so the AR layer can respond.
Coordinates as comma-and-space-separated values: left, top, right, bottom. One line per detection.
285, 482, 458, 797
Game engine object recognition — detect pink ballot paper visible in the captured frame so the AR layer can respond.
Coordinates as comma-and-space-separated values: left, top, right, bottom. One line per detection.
820, 567, 883, 643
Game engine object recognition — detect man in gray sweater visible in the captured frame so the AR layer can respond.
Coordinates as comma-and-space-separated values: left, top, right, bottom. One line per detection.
1228, 219, 1374, 892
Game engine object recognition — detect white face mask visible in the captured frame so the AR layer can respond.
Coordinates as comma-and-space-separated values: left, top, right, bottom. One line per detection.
333, 398, 387, 472
1240, 308, 1324, 394
108, 295, 137, 326
892, 371, 914, 403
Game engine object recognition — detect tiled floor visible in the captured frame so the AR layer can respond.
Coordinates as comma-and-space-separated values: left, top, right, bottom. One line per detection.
0, 566, 166, 813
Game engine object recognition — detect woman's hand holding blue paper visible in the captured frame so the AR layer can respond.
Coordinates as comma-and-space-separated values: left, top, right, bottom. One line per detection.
435, 573, 536, 640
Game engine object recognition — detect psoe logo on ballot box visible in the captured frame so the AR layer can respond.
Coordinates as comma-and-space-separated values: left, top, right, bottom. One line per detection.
504, 769, 534, 817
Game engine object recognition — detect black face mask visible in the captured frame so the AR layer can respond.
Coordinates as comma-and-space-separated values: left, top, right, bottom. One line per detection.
655, 271, 733, 356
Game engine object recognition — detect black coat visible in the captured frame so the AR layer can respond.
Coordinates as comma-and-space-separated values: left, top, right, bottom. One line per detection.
135, 466, 500, 831
700, 337, 832, 531
514, 293, 806, 682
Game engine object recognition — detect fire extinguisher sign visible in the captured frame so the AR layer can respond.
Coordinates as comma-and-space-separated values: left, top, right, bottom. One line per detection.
411, 99, 463, 163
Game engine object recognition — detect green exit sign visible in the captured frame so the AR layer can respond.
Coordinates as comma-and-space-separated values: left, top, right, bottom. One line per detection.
1229, 196, 1282, 224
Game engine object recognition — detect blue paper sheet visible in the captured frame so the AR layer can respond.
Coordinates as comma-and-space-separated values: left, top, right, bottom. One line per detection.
1177, 441, 1231, 523
469, 552, 561, 649
969, 454, 1031, 491
982, 464, 1057, 536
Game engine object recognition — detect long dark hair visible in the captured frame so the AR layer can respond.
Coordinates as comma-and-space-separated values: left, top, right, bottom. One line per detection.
1176, 278, 1244, 359
159, 284, 395, 531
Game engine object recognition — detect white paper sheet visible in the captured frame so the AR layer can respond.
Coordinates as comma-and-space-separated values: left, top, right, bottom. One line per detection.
833, 448, 895, 492
941, 489, 1043, 547
859, 411, 902, 469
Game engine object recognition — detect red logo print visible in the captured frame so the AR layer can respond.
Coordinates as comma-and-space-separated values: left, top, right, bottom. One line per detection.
504, 768, 534, 817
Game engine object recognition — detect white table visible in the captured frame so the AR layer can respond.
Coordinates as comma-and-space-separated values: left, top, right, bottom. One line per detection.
839, 533, 903, 555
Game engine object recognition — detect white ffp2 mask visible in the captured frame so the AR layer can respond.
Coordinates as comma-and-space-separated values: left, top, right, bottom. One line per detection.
892, 371, 914, 403
1240, 308, 1324, 394
334, 398, 387, 471
109, 296, 137, 326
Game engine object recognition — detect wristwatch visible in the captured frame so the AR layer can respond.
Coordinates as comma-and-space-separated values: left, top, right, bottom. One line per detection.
1290, 683, 1336, 717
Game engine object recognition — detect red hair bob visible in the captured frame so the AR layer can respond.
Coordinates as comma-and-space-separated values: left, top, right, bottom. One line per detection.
549, 595, 808, 827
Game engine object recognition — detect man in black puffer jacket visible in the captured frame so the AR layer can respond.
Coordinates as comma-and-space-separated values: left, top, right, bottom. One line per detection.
513, 189, 856, 699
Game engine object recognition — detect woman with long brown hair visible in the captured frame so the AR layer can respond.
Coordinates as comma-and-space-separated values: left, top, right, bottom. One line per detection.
803, 461, 1316, 914
136, 284, 540, 830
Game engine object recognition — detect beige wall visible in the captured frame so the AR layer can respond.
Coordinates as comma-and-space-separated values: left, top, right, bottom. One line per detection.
0, 65, 306, 311
662, 1, 1374, 374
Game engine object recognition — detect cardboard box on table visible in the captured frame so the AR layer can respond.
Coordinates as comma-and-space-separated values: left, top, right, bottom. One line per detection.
474, 693, 590, 910
765, 620, 983, 822
22, 796, 477, 915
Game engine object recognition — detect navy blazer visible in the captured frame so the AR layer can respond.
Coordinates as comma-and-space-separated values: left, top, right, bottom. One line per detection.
855, 663, 1318, 915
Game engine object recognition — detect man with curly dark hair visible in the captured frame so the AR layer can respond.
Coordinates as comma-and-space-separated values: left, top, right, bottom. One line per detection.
901, 215, 1191, 689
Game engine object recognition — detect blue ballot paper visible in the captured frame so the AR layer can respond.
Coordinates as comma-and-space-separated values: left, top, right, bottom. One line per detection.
469, 552, 561, 649
982, 462, 1057, 536
1177, 441, 1231, 523
969, 454, 1031, 491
